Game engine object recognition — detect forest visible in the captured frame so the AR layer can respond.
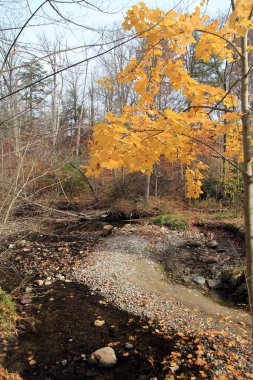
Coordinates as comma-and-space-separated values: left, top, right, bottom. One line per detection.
0, 0, 253, 379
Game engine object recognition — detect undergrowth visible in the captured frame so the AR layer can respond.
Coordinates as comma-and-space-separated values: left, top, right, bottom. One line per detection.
152, 212, 189, 230
0, 287, 16, 339
0, 288, 20, 379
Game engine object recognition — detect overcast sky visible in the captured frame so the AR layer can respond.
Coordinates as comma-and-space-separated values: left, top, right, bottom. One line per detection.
2, 0, 231, 78
6, 0, 231, 50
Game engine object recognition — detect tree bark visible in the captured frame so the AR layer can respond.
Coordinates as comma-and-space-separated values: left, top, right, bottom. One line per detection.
241, 29, 253, 333
144, 175, 150, 204
154, 164, 158, 198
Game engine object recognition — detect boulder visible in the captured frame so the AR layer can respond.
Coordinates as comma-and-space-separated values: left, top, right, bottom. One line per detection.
192, 275, 206, 285
88, 347, 117, 367
102, 224, 114, 237
103, 224, 114, 235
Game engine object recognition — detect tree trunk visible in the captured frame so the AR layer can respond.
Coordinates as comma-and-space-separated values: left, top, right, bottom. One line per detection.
75, 103, 84, 156
76, 63, 88, 156
144, 175, 150, 204
241, 30, 253, 332
90, 84, 95, 127
53, 66, 61, 149
154, 164, 158, 198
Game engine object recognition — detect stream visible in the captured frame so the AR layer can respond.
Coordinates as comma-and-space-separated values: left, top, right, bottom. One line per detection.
0, 217, 251, 379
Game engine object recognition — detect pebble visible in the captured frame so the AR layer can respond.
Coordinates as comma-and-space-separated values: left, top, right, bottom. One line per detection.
9, 244, 15, 249
207, 240, 219, 249
20, 240, 27, 247
187, 240, 202, 248
207, 279, 225, 290
192, 275, 206, 285
62, 360, 67, 365
35, 279, 44, 287
94, 319, 105, 327
206, 256, 218, 264
21, 295, 32, 305
125, 342, 134, 349
56, 274, 65, 281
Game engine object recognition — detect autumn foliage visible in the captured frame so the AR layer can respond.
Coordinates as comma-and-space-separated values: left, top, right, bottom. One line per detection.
87, 0, 252, 198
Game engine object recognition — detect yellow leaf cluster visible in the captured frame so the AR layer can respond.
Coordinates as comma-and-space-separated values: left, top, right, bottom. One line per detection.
87, 1, 247, 199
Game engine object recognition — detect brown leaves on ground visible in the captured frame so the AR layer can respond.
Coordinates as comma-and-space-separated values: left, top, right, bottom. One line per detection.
158, 324, 252, 379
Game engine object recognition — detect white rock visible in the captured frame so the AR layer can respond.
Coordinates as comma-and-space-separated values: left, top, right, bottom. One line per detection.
88, 347, 117, 367
35, 279, 44, 287
94, 319, 105, 327
21, 295, 32, 305
56, 274, 65, 281
20, 240, 27, 247
9, 244, 15, 249
192, 275, 206, 285
207, 240, 218, 249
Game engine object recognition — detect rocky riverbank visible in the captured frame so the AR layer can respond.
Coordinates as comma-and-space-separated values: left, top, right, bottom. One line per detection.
0, 217, 252, 379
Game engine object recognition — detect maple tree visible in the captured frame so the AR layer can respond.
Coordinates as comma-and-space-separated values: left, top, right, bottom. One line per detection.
87, 1, 253, 322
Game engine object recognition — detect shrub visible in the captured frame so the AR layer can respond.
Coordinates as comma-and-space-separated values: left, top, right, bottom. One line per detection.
152, 212, 188, 230
60, 163, 89, 195
201, 178, 220, 199
201, 173, 244, 205
222, 176, 244, 205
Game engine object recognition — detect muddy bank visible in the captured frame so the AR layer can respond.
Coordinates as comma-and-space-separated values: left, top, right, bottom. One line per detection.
7, 282, 171, 380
